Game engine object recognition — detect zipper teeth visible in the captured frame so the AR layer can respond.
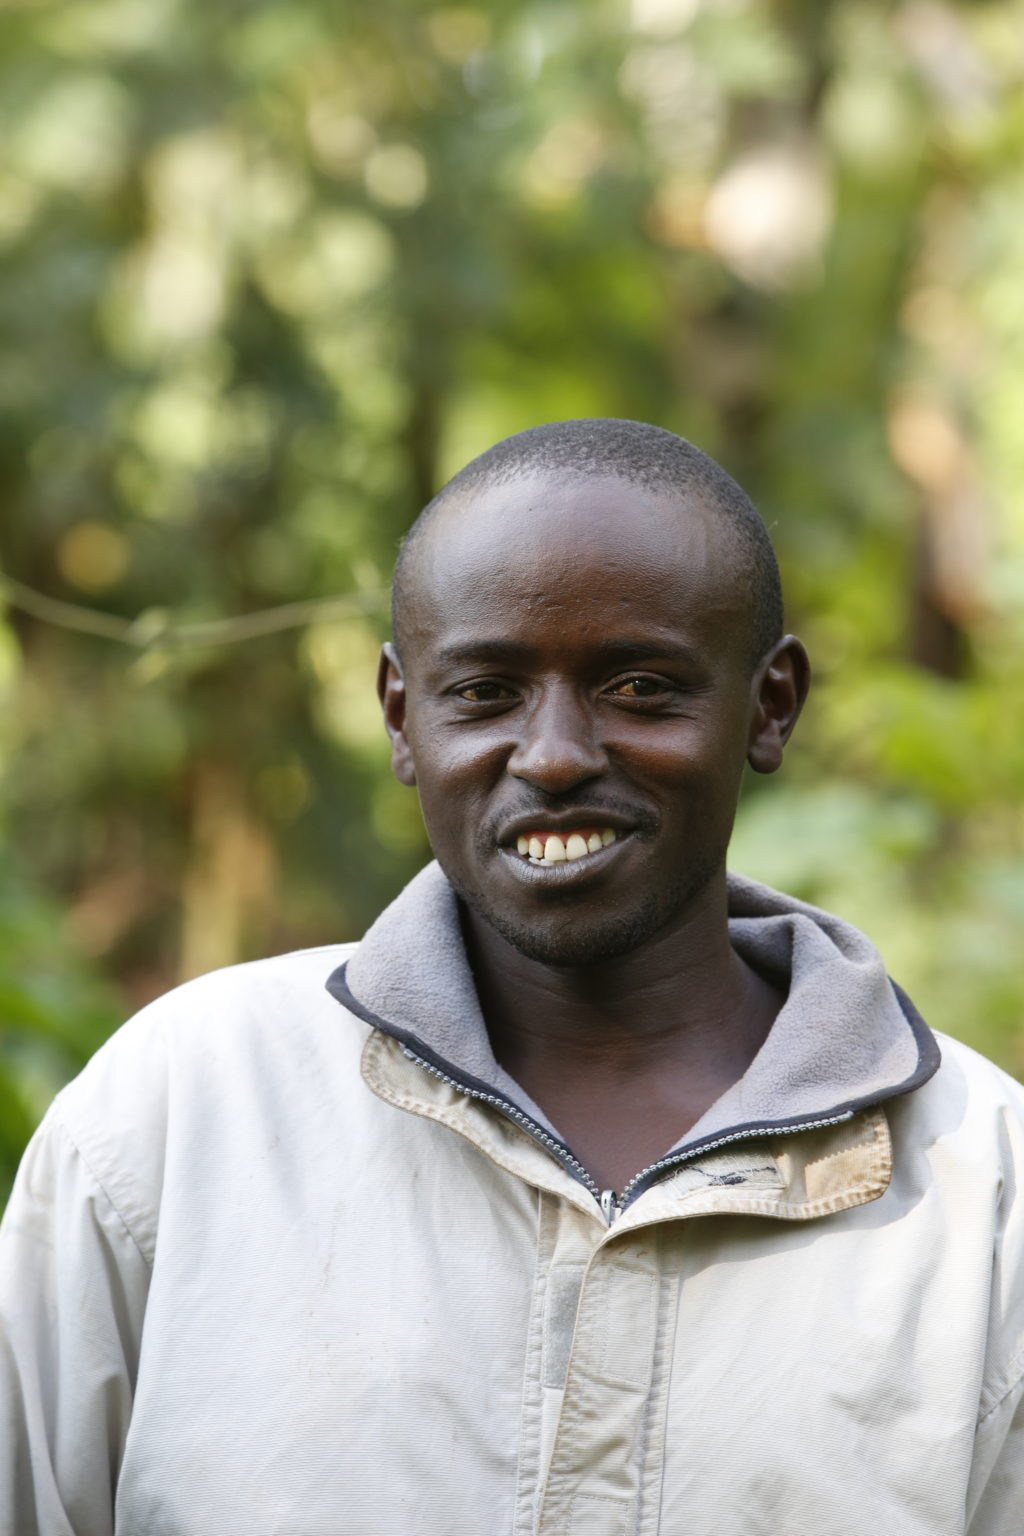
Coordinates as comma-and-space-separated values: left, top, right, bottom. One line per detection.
401, 1047, 602, 1199
615, 1110, 856, 1210
402, 1044, 855, 1216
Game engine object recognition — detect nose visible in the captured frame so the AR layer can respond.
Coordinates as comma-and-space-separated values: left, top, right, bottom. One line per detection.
506, 687, 607, 794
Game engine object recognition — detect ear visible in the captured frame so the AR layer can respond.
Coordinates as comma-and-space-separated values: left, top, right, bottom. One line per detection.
377, 642, 417, 786
746, 635, 811, 775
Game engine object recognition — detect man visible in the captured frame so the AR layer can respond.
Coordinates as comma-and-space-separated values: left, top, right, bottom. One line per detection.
2, 418, 1023, 1535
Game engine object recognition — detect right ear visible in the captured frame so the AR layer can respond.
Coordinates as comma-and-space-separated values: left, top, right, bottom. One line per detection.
377, 642, 417, 786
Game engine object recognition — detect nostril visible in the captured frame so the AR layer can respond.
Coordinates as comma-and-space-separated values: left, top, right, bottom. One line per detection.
505, 695, 607, 790
506, 743, 606, 791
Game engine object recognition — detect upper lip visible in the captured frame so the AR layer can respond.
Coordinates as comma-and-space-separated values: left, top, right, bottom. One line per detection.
498, 811, 638, 846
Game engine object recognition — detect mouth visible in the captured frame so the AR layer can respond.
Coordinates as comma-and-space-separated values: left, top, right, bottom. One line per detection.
493, 820, 638, 888
511, 825, 620, 867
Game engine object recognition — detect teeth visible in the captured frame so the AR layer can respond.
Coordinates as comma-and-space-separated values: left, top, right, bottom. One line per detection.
516, 827, 621, 864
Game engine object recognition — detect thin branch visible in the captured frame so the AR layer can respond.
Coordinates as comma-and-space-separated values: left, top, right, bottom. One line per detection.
0, 572, 389, 651
0, 574, 139, 643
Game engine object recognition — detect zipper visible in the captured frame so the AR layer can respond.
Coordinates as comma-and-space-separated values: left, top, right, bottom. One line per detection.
401, 1044, 855, 1222
400, 1046, 604, 1206
611, 1109, 856, 1212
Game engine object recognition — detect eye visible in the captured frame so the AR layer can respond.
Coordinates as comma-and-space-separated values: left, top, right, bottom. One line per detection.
607, 675, 667, 699
454, 680, 516, 703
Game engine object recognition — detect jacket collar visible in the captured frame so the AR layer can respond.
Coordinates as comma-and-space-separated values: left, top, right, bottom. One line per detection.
326, 861, 940, 1161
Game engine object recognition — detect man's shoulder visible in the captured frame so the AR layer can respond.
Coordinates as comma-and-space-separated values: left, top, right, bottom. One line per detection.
930, 1029, 1024, 1111
45, 943, 363, 1186
83, 940, 360, 1074
118, 935, 356, 1055
4, 942, 369, 1272
159, 941, 359, 1023
896, 1027, 1024, 1175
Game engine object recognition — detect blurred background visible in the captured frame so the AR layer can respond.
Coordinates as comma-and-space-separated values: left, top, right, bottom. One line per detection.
2, 0, 1024, 1200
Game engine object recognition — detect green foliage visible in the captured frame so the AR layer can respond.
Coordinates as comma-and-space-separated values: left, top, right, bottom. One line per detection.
0, 871, 118, 1206
2, 0, 1024, 1198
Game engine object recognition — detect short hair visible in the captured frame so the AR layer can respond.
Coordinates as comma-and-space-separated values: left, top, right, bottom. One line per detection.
391, 418, 783, 668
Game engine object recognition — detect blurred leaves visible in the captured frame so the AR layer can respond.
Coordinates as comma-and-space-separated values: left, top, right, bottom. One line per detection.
0, 871, 117, 1206
2, 0, 1024, 1196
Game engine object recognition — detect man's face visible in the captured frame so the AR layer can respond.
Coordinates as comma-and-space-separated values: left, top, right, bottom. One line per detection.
382, 472, 783, 967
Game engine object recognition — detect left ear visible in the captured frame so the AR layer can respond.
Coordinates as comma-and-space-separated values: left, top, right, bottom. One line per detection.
746, 635, 811, 774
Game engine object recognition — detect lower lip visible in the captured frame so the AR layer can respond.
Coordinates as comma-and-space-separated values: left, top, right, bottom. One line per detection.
497, 835, 634, 886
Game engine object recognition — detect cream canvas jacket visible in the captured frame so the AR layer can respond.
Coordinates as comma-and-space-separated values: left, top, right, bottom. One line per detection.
2, 866, 1024, 1535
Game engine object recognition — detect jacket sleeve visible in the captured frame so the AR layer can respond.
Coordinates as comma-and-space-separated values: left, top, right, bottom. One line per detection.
965, 1077, 1024, 1536
966, 1366, 1024, 1535
0, 1109, 151, 1536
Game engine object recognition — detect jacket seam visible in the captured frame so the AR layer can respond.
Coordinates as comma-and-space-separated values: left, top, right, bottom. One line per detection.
978, 1338, 1024, 1426
537, 1251, 598, 1528
48, 1107, 154, 1273
512, 1193, 555, 1536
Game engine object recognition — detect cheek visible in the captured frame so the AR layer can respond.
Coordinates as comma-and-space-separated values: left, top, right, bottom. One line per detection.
607, 724, 748, 815
407, 720, 508, 788
606, 721, 724, 778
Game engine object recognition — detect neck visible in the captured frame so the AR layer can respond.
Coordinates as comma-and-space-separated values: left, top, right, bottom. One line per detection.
460, 880, 785, 1192
462, 882, 780, 1079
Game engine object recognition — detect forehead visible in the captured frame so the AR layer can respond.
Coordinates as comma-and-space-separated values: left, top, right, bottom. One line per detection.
402, 471, 751, 660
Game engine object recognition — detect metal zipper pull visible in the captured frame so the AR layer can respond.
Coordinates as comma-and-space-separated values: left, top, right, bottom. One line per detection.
599, 1189, 619, 1224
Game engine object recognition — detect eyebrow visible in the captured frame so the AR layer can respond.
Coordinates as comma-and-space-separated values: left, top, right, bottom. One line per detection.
431, 637, 704, 669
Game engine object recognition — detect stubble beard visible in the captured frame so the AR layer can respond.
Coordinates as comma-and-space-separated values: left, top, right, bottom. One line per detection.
449, 848, 724, 969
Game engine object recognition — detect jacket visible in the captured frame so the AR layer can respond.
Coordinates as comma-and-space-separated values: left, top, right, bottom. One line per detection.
2, 863, 1024, 1535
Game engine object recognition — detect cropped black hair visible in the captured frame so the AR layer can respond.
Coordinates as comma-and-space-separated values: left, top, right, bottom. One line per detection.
391, 418, 783, 669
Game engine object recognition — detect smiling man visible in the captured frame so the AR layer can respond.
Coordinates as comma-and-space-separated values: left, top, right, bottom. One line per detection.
373, 430, 808, 1200
3, 419, 1024, 1535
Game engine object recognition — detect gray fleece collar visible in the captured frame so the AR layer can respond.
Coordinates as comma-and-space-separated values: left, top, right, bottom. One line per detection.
326, 861, 939, 1154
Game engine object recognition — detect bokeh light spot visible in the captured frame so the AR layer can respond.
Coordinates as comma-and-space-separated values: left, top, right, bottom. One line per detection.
364, 145, 429, 209
56, 523, 130, 592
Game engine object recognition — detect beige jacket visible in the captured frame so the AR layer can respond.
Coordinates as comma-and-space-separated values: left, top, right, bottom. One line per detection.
2, 865, 1024, 1535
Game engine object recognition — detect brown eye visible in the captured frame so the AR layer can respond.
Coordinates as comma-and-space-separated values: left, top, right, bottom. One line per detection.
457, 682, 514, 702
611, 677, 662, 698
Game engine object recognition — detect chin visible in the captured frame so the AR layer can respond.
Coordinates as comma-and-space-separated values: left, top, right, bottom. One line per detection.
461, 888, 682, 969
